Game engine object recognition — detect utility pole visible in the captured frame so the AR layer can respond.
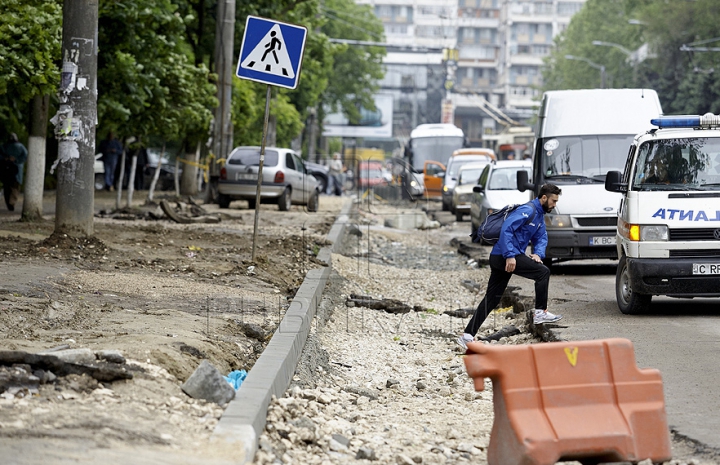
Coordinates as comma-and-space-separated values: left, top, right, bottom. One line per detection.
53, 0, 98, 236
208, 0, 236, 203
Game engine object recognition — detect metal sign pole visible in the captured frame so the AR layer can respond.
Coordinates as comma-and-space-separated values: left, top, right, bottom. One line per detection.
251, 85, 272, 261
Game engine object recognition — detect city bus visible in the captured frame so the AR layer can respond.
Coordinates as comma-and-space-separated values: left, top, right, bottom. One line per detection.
405, 123, 465, 198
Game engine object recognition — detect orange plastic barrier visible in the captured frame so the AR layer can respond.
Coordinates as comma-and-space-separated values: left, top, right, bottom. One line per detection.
464, 338, 672, 465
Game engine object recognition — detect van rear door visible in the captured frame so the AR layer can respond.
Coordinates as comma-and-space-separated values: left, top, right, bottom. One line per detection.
424, 161, 445, 198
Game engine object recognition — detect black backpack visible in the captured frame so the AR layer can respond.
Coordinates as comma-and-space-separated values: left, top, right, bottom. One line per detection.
472, 202, 536, 245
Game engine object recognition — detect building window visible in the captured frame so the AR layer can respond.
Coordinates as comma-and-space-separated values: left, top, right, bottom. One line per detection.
375, 5, 413, 23
533, 44, 551, 56
558, 1, 583, 16
534, 1, 554, 15
385, 24, 408, 35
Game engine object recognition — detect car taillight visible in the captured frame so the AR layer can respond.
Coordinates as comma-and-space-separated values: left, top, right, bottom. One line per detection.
274, 171, 284, 183
220, 167, 227, 180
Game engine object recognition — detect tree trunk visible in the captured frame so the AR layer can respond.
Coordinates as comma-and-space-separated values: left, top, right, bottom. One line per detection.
53, 0, 98, 237
147, 143, 166, 203
22, 94, 49, 222
126, 154, 138, 206
115, 146, 125, 209
206, 0, 235, 205
180, 141, 200, 196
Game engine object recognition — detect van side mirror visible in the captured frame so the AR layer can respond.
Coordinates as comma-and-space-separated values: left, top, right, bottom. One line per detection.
604, 171, 627, 193
516, 170, 534, 192
473, 185, 484, 193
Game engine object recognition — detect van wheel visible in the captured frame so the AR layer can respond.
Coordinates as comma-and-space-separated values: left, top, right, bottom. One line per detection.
307, 190, 319, 212
278, 188, 291, 211
455, 211, 463, 222
616, 255, 651, 314
442, 200, 449, 211
218, 194, 231, 209
247, 198, 256, 210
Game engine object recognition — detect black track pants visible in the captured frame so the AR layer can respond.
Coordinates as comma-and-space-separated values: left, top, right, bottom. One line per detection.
463, 253, 550, 336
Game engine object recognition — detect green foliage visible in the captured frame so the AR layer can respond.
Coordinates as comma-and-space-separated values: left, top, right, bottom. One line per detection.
542, 0, 640, 91
318, 0, 385, 124
97, 0, 216, 146
0, 0, 62, 137
543, 0, 720, 115
638, 0, 720, 114
232, 84, 302, 148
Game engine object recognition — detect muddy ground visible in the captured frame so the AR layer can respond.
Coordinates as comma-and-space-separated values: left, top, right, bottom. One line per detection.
0, 190, 346, 464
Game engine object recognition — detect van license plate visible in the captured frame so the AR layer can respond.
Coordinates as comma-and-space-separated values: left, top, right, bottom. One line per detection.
589, 236, 616, 246
693, 263, 720, 275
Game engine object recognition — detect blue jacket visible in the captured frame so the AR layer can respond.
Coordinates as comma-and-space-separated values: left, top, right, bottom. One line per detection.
490, 198, 548, 259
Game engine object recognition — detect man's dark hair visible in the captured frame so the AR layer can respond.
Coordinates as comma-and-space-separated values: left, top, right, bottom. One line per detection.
538, 183, 561, 199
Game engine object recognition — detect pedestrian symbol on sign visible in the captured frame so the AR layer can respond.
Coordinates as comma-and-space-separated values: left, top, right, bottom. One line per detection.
240, 24, 295, 79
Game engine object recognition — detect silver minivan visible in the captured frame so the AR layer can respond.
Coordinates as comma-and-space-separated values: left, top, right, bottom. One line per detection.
218, 146, 320, 211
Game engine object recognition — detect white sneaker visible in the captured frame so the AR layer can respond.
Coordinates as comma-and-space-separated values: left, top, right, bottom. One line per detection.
456, 333, 474, 350
533, 309, 562, 324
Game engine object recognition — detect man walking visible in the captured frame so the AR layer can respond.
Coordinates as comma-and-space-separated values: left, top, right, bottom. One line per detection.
458, 183, 563, 349
99, 131, 122, 191
0, 133, 28, 211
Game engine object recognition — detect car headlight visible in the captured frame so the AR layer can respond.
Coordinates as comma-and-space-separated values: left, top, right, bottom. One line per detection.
443, 185, 449, 193
410, 180, 418, 187
545, 214, 572, 229
458, 194, 472, 203
640, 225, 669, 241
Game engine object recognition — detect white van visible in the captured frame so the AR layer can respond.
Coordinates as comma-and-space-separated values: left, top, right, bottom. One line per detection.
518, 89, 663, 266
605, 114, 720, 314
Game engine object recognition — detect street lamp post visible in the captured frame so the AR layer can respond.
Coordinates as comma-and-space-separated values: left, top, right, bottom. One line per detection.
592, 40, 634, 62
592, 40, 635, 85
565, 54, 607, 89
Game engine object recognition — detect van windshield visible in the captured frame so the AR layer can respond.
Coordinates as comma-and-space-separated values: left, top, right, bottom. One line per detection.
632, 138, 720, 191
539, 135, 634, 182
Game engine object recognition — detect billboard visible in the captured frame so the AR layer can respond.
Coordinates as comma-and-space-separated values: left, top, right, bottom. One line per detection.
322, 94, 393, 138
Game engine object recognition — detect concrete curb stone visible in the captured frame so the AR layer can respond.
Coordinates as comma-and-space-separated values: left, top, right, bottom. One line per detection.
211, 198, 354, 463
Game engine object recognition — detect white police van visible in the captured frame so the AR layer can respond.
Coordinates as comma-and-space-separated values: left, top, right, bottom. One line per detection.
605, 113, 720, 314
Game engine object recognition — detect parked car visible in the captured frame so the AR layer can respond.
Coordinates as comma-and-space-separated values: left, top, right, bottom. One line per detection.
94, 154, 105, 190
470, 159, 533, 238
143, 148, 179, 191
357, 160, 387, 188
442, 148, 495, 212
218, 146, 320, 211
451, 162, 490, 221
388, 157, 424, 197
304, 161, 329, 194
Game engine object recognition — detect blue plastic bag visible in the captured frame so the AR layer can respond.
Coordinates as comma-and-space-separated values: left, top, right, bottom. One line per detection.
224, 370, 247, 390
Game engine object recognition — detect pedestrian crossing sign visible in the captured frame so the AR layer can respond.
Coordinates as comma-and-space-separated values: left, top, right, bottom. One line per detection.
236, 16, 308, 89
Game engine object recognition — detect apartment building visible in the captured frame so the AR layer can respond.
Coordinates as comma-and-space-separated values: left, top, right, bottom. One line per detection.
354, 0, 586, 146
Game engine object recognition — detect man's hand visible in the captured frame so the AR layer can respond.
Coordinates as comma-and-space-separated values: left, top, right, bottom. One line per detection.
505, 257, 516, 272
529, 253, 542, 263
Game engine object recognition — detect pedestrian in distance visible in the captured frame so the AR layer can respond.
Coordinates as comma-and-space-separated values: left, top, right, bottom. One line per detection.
0, 133, 28, 212
99, 131, 123, 191
457, 183, 563, 350
328, 152, 343, 196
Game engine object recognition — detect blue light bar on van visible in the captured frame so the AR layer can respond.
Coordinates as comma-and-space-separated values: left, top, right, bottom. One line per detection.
651, 113, 720, 128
